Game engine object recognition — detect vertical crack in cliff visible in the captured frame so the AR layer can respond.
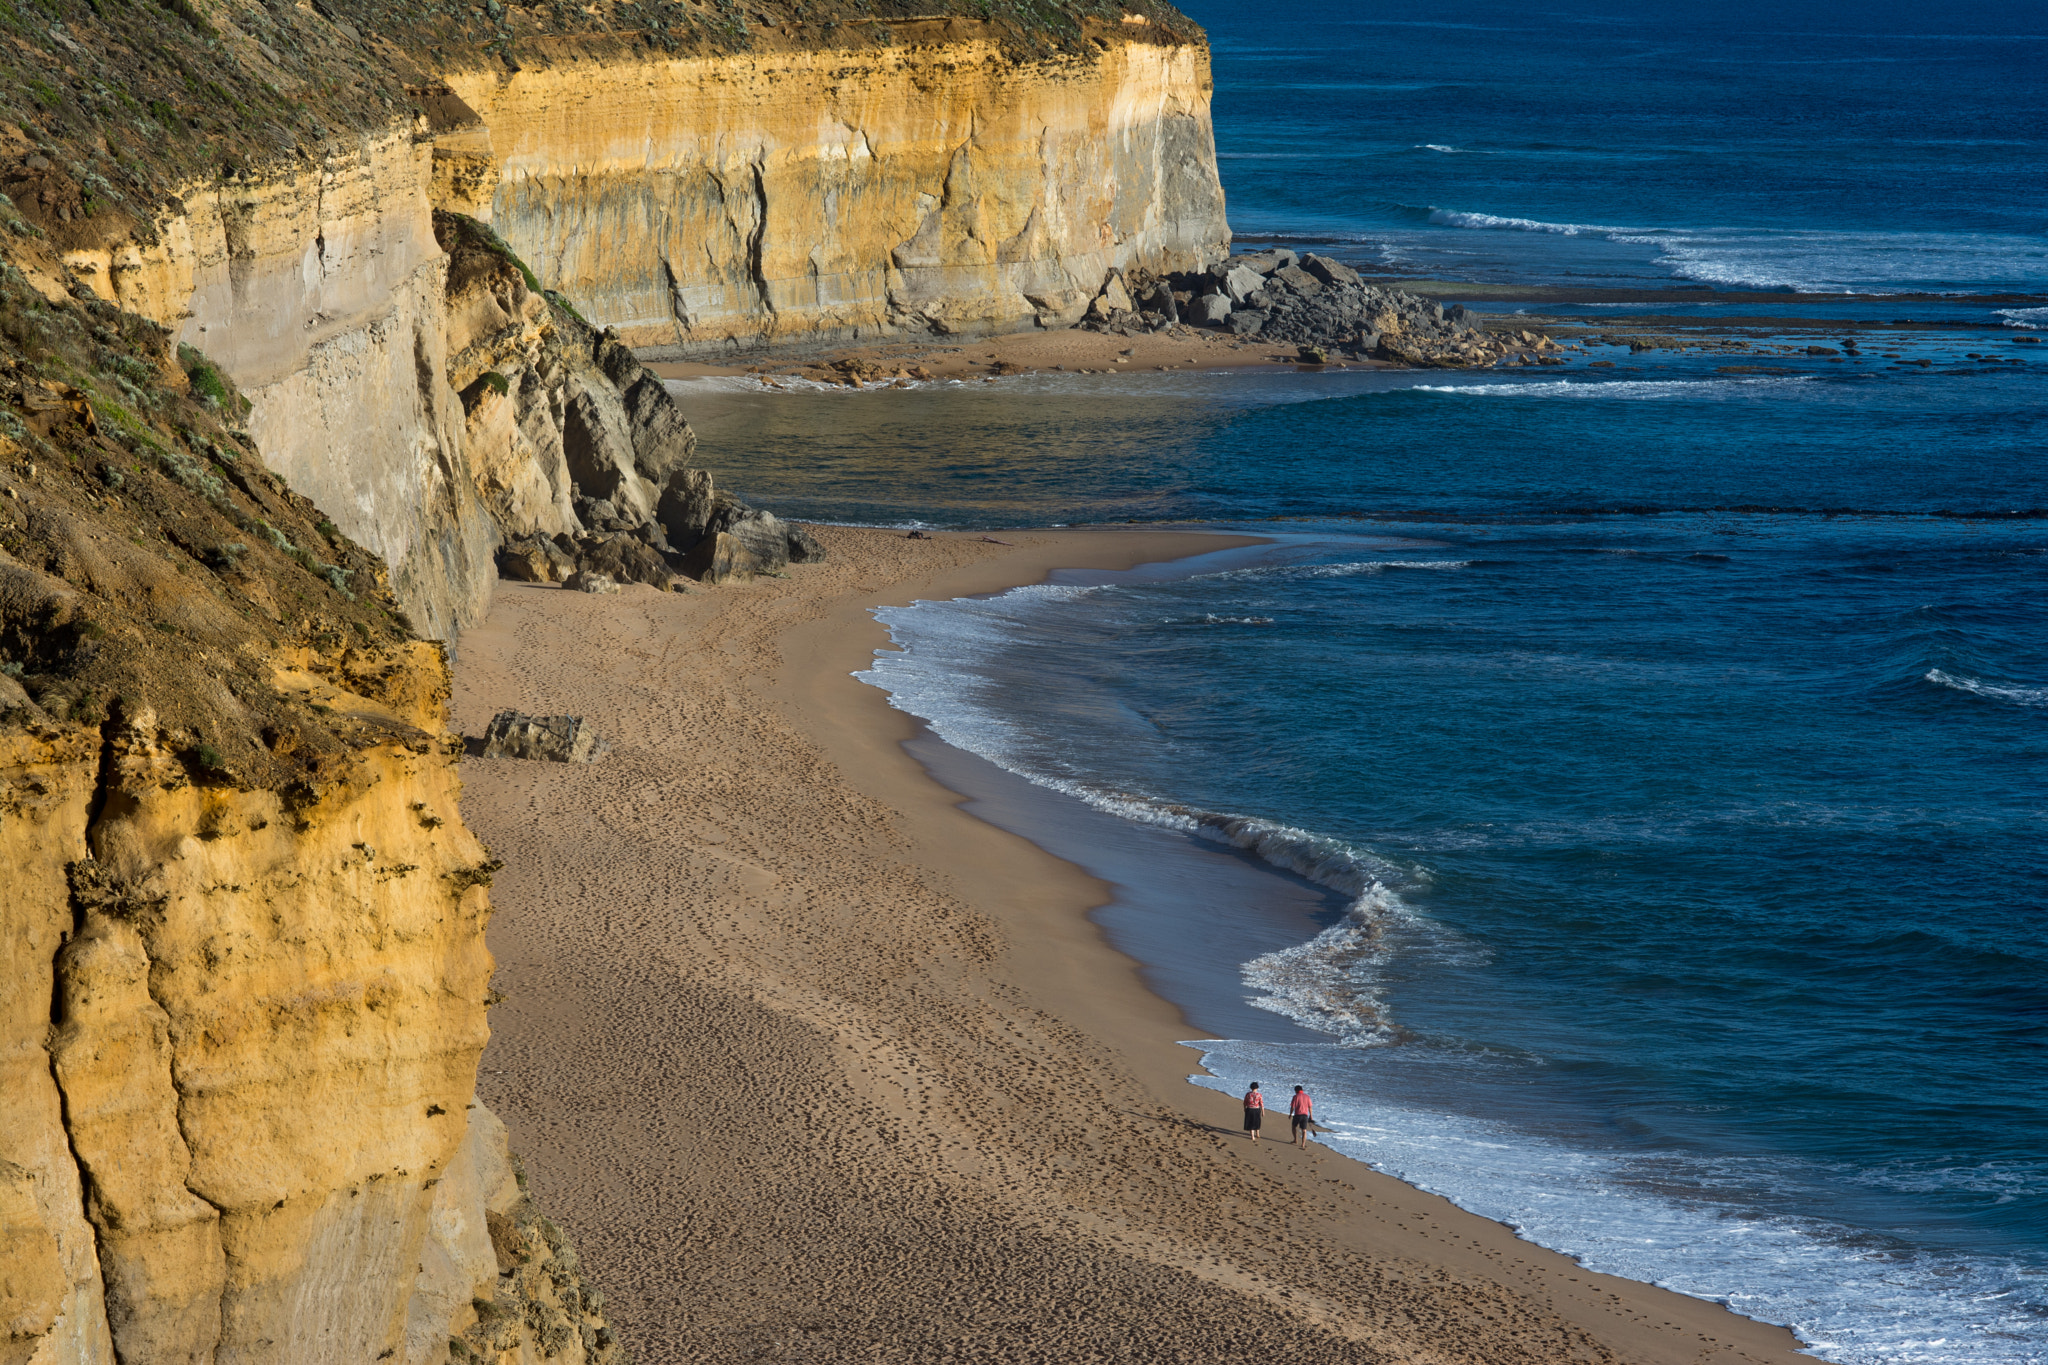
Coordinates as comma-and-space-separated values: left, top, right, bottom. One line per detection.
746, 159, 776, 331
42, 715, 124, 1346
661, 251, 692, 347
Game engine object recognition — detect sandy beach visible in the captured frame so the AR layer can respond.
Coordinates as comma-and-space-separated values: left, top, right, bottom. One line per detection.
450, 525, 1819, 1365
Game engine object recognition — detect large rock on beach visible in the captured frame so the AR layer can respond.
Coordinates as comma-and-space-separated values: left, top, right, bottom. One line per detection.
1273, 265, 1322, 294
480, 710, 608, 763
1221, 265, 1267, 303
682, 531, 773, 584
1192, 292, 1233, 325
1301, 253, 1362, 287
708, 505, 792, 574
1231, 248, 1297, 276
576, 533, 681, 591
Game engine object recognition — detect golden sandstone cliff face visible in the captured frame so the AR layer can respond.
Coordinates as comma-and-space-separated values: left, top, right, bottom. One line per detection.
0, 245, 618, 1364
65, 128, 502, 643
446, 24, 1228, 352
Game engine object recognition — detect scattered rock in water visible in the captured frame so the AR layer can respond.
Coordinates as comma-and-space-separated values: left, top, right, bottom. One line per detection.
1088, 251, 1542, 368
479, 710, 608, 763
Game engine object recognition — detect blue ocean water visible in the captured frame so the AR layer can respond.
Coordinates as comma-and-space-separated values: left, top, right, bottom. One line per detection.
1198, 0, 2048, 302
673, 3, 2047, 1360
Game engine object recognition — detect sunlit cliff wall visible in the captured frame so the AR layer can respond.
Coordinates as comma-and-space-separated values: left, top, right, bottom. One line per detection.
446, 22, 1228, 353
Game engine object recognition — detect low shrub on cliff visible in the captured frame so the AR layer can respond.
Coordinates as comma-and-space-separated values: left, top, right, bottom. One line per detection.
0, 251, 417, 787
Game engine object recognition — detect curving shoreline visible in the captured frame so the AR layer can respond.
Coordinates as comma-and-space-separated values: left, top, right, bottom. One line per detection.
450, 524, 1819, 1364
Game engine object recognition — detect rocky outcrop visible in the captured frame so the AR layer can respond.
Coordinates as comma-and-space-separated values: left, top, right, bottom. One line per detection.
0, 243, 619, 1365
441, 22, 1227, 354
1077, 247, 1561, 368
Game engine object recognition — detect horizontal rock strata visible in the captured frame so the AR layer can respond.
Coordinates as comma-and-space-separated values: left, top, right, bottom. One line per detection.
443, 23, 1228, 355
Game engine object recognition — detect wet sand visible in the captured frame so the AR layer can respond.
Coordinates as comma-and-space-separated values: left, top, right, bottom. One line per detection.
451, 525, 1820, 1365
647, 324, 1392, 384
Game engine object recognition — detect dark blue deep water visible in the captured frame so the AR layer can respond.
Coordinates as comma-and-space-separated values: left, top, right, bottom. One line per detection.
1201, 0, 2048, 302
674, 3, 2047, 1359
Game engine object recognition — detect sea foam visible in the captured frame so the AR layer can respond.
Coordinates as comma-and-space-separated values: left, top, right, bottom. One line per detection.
859, 578, 1442, 1046
1925, 668, 2048, 707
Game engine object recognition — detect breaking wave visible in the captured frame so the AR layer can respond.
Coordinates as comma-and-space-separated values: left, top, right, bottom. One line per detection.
857, 581, 1439, 1046
1925, 669, 2048, 707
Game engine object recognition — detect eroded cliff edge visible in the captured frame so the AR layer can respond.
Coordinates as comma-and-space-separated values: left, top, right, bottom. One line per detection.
0, 238, 619, 1364
5, 0, 1227, 636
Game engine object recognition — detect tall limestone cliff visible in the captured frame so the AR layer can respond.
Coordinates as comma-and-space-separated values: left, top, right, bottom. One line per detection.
441, 19, 1228, 352
4, 0, 1227, 635
0, 227, 619, 1365
0, 0, 1228, 1358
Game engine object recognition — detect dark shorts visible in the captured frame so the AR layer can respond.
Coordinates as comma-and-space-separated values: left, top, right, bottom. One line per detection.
1244, 1108, 1263, 1131
1292, 1113, 1311, 1130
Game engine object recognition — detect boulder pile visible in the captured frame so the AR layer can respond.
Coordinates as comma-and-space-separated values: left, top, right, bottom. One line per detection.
1073, 248, 1561, 369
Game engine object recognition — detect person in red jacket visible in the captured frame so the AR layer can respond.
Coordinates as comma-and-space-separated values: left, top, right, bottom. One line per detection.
1243, 1082, 1264, 1141
1289, 1085, 1314, 1149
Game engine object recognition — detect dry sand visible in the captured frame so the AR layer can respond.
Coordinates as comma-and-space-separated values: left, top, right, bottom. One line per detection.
451, 525, 1819, 1365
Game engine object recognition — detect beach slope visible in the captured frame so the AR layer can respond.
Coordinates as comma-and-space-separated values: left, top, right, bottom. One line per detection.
451, 526, 1817, 1365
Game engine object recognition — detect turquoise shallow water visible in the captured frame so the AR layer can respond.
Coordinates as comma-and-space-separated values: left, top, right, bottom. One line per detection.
669, 2, 2046, 1358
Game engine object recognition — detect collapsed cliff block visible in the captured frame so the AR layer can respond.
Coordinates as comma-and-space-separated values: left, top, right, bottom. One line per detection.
656, 468, 718, 551
787, 525, 830, 563
574, 534, 681, 591
596, 332, 699, 486
497, 536, 576, 584
681, 531, 771, 585
479, 711, 607, 763
561, 384, 655, 525
562, 570, 622, 595
708, 505, 792, 574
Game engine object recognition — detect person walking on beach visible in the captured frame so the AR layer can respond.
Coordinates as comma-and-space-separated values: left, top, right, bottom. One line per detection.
1243, 1082, 1265, 1141
1289, 1085, 1314, 1149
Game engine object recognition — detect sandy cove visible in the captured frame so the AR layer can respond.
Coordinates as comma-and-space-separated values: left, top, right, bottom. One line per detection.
450, 525, 1817, 1365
